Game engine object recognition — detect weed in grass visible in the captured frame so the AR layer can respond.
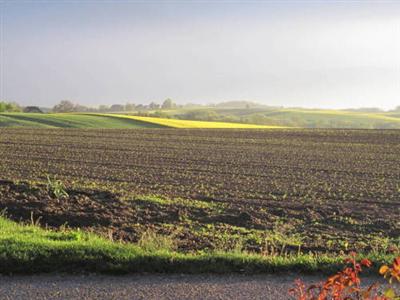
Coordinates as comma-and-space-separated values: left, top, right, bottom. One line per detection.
138, 229, 176, 252
370, 235, 392, 255
212, 231, 245, 253
262, 222, 303, 256
46, 175, 68, 198
30, 212, 42, 227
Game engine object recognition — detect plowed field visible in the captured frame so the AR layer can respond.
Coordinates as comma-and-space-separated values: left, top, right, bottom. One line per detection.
1, 128, 399, 254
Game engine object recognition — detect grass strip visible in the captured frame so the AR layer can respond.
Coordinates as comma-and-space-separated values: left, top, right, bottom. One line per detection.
0, 217, 395, 275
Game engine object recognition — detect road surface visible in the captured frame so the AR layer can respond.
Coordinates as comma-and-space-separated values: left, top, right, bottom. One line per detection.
0, 274, 382, 300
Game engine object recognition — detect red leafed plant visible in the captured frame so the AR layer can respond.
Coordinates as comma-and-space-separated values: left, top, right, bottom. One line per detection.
378, 257, 400, 299
289, 252, 400, 300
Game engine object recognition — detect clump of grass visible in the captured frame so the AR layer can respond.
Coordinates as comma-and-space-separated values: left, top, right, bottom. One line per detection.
261, 221, 303, 256
46, 175, 69, 198
138, 229, 176, 252
129, 194, 225, 212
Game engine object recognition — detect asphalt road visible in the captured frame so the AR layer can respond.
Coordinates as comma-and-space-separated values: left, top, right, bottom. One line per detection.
0, 274, 388, 300
0, 274, 323, 300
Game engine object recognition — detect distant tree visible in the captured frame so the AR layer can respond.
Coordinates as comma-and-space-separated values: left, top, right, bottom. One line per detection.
215, 101, 264, 109
136, 104, 145, 111
11, 102, 22, 112
110, 104, 125, 112
344, 107, 383, 113
23, 106, 43, 113
125, 103, 136, 111
161, 98, 176, 110
181, 109, 219, 121
98, 105, 109, 112
53, 100, 75, 113
393, 106, 400, 112
73, 104, 89, 112
0, 101, 22, 112
184, 103, 203, 109
149, 102, 160, 110
152, 110, 169, 118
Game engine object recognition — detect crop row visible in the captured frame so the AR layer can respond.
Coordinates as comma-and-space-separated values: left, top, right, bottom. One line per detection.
0, 128, 399, 253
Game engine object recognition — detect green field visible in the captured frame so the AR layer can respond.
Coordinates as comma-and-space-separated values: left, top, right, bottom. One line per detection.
2, 109, 400, 128
259, 108, 400, 128
165, 107, 400, 129
105, 114, 283, 128
0, 113, 281, 129
0, 113, 164, 128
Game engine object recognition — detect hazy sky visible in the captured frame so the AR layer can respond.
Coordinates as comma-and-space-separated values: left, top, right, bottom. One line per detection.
1, 1, 399, 109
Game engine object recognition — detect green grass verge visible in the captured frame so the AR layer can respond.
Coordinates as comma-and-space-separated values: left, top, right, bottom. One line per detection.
0, 217, 395, 275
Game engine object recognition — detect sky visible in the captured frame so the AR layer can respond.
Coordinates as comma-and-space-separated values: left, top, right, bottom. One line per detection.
0, 1, 399, 109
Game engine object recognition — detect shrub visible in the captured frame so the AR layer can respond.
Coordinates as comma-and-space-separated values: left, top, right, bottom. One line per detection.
289, 252, 400, 300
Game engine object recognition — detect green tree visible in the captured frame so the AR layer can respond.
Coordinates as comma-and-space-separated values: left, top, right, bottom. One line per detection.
53, 100, 75, 113
98, 105, 110, 112
110, 104, 125, 112
125, 103, 136, 111
181, 110, 219, 121
74, 105, 89, 112
0, 101, 22, 112
161, 98, 176, 110
149, 102, 160, 110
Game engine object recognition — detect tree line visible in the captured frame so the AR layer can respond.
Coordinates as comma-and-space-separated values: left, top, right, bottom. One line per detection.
52, 98, 179, 113
1, 99, 400, 115
0, 99, 179, 113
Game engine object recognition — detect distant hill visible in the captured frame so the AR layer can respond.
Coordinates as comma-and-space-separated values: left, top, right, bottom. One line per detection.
0, 113, 163, 128
0, 113, 280, 129
213, 100, 272, 109
2, 108, 400, 129
165, 107, 400, 129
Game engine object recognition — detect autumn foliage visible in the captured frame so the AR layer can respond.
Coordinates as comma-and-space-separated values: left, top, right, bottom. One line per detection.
290, 253, 400, 300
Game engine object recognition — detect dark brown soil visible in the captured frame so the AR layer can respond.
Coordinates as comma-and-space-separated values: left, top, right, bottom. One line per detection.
0, 180, 168, 242
0, 180, 258, 251
1, 128, 400, 253
0, 178, 399, 254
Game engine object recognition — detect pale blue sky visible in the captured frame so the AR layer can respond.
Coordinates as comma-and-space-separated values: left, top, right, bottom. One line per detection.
1, 1, 399, 109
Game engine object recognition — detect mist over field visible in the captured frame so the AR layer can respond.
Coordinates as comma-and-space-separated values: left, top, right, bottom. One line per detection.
1, 1, 399, 109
